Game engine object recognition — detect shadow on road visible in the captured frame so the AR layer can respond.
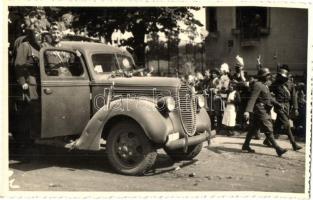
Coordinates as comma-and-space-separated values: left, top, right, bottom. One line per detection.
222, 142, 305, 155
9, 141, 178, 175
207, 146, 280, 158
9, 142, 115, 173
145, 158, 197, 176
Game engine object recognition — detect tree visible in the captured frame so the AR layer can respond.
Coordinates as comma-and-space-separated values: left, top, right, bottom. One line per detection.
9, 7, 203, 66
69, 7, 203, 66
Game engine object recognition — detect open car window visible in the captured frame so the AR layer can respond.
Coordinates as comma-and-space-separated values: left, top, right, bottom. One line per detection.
44, 50, 84, 77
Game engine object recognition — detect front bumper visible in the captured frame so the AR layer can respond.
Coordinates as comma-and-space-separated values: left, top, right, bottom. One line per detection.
165, 130, 210, 150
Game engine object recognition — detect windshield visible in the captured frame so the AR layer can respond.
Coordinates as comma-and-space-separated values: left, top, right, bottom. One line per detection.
91, 53, 135, 74
92, 54, 118, 73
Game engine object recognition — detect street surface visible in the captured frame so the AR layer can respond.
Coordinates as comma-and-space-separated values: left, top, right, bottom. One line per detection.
9, 134, 306, 192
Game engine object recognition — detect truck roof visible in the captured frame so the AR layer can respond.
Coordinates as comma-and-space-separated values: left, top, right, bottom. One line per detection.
59, 41, 131, 56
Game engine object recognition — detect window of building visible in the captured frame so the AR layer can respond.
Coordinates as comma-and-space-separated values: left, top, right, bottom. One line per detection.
236, 7, 270, 42
206, 7, 218, 33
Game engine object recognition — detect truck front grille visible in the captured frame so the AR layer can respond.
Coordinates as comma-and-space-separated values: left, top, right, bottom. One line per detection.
178, 84, 197, 136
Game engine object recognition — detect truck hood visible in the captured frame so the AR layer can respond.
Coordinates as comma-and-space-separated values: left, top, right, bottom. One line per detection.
94, 76, 182, 88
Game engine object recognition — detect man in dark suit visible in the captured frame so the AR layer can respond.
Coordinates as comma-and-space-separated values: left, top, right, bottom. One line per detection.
242, 67, 287, 157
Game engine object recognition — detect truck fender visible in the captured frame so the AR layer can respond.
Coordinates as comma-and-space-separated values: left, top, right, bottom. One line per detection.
71, 98, 173, 150
196, 108, 211, 133
70, 105, 111, 150
103, 98, 173, 143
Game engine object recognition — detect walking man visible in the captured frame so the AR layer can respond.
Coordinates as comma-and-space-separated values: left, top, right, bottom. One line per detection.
242, 68, 287, 157
263, 68, 302, 151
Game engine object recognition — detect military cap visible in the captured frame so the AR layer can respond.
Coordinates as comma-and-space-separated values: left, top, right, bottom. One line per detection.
257, 67, 271, 77
277, 68, 289, 78
211, 68, 220, 75
280, 64, 290, 72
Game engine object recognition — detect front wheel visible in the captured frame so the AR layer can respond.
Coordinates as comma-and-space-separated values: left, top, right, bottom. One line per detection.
164, 143, 203, 161
106, 120, 157, 175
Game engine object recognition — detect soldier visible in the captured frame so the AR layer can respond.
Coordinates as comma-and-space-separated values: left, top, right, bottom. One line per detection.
14, 29, 41, 101
42, 24, 73, 77
263, 68, 302, 150
280, 64, 298, 119
37, 8, 51, 32
13, 28, 41, 143
242, 67, 287, 157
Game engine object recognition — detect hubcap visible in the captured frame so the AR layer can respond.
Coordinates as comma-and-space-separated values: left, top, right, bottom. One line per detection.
115, 131, 143, 166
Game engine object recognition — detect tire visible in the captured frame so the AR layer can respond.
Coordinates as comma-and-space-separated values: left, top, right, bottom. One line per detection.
165, 142, 203, 161
106, 120, 157, 175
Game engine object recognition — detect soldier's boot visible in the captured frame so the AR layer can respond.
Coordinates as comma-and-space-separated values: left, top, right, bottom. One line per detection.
266, 133, 287, 157
263, 138, 272, 147
242, 132, 255, 153
286, 128, 302, 151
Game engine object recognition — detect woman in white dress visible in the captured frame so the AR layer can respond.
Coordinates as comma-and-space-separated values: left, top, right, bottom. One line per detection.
222, 81, 241, 136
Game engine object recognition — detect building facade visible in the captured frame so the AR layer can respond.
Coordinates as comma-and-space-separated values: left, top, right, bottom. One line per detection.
205, 7, 308, 76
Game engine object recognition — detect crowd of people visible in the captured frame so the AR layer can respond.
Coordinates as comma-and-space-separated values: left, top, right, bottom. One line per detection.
188, 55, 306, 156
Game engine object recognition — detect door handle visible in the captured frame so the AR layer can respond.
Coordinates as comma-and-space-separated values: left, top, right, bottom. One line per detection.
44, 88, 52, 94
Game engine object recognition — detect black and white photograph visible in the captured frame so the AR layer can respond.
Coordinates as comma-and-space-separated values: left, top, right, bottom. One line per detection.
2, 0, 312, 198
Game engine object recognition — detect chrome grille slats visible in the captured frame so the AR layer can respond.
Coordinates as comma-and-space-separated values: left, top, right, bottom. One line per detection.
178, 84, 197, 136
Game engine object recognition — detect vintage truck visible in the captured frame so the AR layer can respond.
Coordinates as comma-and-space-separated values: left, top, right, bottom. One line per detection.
9, 41, 211, 175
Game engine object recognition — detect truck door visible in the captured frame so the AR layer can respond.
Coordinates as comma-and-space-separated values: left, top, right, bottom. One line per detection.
39, 48, 91, 138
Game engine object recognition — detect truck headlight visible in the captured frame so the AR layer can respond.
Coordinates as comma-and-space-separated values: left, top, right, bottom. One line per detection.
196, 95, 205, 108
157, 97, 176, 112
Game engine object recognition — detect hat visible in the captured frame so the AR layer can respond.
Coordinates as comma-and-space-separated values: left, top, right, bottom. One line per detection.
211, 68, 220, 75
28, 10, 37, 18
257, 67, 271, 77
277, 68, 289, 78
220, 63, 229, 73
235, 55, 244, 67
62, 13, 73, 22
50, 22, 60, 31
280, 64, 290, 72
37, 7, 46, 15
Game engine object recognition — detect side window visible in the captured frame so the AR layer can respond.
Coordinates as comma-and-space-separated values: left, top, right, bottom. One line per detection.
92, 54, 118, 73
44, 50, 84, 77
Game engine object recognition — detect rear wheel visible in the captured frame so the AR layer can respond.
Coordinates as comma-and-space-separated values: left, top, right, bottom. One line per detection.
164, 143, 203, 161
106, 120, 157, 175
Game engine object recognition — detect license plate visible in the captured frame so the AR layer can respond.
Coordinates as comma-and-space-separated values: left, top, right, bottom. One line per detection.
168, 132, 179, 142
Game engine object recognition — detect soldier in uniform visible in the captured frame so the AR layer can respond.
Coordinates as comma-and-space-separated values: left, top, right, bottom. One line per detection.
280, 64, 298, 119
263, 68, 302, 150
242, 68, 287, 157
12, 28, 41, 143
42, 24, 73, 77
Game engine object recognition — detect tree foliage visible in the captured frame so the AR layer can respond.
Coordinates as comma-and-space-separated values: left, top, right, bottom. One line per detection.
9, 6, 203, 65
